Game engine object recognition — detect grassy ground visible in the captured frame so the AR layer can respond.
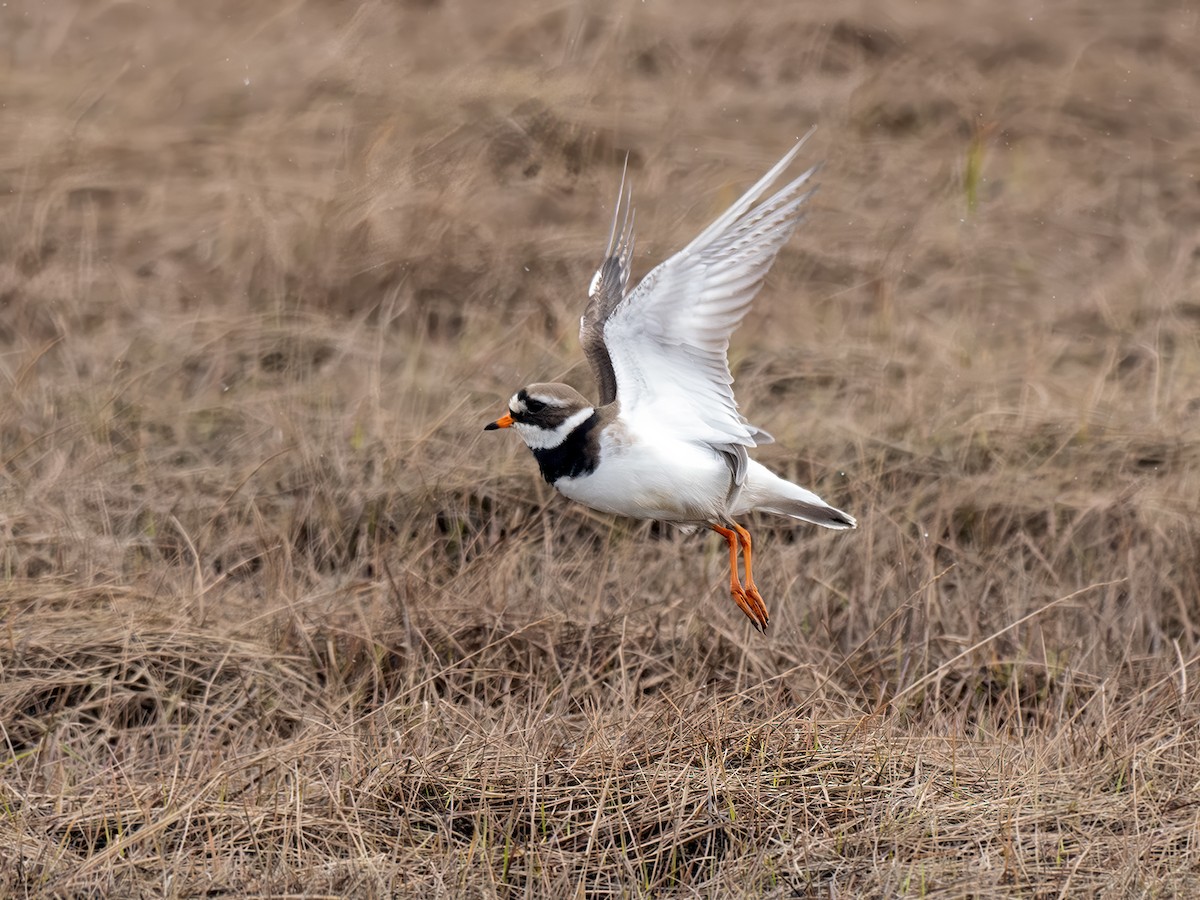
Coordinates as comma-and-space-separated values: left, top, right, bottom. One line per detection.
3, 0, 1200, 896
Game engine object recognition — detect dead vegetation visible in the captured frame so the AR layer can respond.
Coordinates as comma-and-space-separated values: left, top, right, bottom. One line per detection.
2, 0, 1200, 896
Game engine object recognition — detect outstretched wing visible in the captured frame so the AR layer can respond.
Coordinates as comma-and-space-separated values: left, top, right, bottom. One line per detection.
580, 155, 634, 406
585, 130, 819, 486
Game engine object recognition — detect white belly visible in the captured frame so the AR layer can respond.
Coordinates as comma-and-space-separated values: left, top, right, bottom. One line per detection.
554, 429, 731, 523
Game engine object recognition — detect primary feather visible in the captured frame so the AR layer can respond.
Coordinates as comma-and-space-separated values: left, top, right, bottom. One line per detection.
580, 129, 818, 487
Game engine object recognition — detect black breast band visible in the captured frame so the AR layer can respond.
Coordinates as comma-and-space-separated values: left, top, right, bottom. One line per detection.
532, 411, 601, 484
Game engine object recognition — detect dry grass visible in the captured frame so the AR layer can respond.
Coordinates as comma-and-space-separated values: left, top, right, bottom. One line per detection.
3, 0, 1200, 896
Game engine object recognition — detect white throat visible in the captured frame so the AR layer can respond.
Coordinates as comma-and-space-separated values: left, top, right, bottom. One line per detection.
515, 407, 595, 450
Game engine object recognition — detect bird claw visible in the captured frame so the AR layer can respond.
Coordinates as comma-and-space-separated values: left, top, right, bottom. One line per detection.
731, 585, 770, 633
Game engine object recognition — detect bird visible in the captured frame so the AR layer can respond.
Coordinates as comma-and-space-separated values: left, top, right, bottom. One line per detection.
484, 131, 855, 632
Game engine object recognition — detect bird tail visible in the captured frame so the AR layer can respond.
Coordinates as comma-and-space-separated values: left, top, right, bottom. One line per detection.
758, 495, 857, 530
739, 461, 857, 530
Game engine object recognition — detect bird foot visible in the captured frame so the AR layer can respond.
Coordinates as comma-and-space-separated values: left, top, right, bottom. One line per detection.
731, 585, 770, 633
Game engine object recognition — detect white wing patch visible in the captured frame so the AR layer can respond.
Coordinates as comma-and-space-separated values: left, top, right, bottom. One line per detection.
599, 131, 819, 482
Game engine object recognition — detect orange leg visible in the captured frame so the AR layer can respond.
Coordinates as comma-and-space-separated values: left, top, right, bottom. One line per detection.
724, 525, 763, 609
731, 523, 769, 630
710, 524, 769, 633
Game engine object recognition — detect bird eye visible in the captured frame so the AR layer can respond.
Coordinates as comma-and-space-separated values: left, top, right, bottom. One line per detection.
525, 398, 546, 414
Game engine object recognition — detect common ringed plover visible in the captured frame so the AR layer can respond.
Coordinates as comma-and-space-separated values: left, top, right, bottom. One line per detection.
486, 132, 855, 632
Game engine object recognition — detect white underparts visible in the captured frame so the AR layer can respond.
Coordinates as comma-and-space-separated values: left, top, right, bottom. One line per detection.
515, 406, 595, 450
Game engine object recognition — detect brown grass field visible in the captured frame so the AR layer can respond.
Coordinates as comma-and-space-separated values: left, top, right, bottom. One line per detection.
3, 0, 1200, 896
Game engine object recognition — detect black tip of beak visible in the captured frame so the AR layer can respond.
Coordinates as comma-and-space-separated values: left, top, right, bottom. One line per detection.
484, 422, 499, 431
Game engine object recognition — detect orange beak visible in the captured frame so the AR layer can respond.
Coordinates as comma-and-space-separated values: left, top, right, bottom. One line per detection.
484, 413, 514, 431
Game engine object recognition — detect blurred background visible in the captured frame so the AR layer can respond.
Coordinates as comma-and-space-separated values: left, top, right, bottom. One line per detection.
2, 0, 1200, 894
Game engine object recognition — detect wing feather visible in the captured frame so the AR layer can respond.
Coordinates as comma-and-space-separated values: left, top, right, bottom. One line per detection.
580, 155, 634, 406
591, 131, 818, 484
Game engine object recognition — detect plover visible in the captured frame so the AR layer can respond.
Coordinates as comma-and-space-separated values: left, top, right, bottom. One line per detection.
485, 132, 855, 632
